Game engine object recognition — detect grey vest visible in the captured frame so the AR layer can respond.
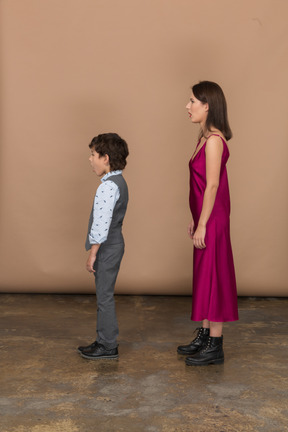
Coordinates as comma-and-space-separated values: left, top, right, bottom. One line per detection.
85, 174, 129, 250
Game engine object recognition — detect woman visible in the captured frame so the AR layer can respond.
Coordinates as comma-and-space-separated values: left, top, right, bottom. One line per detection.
177, 81, 238, 366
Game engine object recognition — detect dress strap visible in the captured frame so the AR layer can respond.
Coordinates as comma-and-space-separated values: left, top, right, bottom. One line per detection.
207, 133, 220, 139
207, 133, 225, 142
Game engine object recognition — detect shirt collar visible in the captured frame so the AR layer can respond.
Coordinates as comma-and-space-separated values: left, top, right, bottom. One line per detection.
101, 170, 122, 183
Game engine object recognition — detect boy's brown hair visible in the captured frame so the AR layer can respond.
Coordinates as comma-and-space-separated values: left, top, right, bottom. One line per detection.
89, 133, 129, 171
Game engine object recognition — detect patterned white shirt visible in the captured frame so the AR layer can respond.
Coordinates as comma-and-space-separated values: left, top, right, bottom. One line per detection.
88, 170, 122, 244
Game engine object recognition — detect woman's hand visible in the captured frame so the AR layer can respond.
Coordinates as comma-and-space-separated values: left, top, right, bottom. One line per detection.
192, 224, 206, 249
188, 219, 195, 239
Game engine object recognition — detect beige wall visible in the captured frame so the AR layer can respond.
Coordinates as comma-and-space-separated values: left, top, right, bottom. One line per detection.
0, 0, 287, 295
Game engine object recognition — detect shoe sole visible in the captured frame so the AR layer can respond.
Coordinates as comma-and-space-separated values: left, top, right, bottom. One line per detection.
80, 353, 119, 360
185, 358, 224, 366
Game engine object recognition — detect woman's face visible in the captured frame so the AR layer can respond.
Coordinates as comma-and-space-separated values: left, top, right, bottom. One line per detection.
186, 92, 208, 125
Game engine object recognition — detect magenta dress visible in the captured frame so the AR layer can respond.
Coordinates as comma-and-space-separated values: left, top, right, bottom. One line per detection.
189, 134, 238, 322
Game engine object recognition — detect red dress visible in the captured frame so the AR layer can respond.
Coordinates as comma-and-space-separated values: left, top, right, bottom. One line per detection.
189, 135, 238, 322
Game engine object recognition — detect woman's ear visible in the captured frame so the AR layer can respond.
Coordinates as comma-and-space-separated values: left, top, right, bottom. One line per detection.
204, 103, 209, 112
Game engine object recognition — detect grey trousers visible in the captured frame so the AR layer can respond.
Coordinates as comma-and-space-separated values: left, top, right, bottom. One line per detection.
93, 242, 124, 349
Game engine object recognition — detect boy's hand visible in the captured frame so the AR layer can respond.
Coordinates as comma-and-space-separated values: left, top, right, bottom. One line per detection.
86, 244, 100, 273
86, 254, 96, 273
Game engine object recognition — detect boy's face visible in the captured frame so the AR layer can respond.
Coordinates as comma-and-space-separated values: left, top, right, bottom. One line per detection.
89, 149, 110, 177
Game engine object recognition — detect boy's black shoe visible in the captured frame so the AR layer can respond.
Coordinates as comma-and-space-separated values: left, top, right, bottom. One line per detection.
80, 342, 119, 360
77, 341, 98, 354
185, 336, 224, 366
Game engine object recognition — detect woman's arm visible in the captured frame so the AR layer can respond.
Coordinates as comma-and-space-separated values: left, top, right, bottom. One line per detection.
192, 135, 223, 249
188, 218, 195, 239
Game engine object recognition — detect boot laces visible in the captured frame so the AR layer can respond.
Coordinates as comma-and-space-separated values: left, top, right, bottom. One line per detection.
202, 337, 212, 352
192, 327, 203, 343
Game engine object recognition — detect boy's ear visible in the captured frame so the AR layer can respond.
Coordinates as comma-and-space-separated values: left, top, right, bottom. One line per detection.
104, 154, 110, 166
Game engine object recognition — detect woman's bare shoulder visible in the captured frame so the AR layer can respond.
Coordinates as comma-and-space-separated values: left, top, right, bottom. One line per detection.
205, 133, 224, 155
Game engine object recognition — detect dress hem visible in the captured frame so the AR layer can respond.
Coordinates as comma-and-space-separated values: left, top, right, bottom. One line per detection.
191, 316, 239, 323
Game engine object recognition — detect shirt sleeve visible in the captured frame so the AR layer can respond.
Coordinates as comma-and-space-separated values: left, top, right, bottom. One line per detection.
88, 180, 120, 245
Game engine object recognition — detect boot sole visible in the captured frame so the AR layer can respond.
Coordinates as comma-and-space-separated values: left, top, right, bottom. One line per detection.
185, 357, 224, 366
177, 350, 199, 355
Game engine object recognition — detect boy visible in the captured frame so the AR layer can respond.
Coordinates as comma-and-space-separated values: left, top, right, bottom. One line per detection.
78, 133, 129, 360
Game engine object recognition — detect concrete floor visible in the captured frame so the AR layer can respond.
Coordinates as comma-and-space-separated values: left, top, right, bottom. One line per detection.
0, 294, 287, 432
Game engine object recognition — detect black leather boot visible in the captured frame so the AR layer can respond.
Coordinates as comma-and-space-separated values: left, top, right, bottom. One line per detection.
177, 327, 210, 355
185, 336, 224, 366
